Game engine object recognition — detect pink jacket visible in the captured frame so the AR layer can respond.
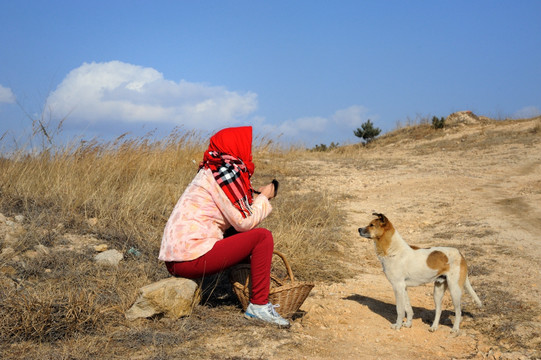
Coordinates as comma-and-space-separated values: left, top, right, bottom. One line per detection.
158, 168, 272, 262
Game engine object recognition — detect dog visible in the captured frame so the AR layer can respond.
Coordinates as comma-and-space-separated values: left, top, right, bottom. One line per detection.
358, 213, 482, 332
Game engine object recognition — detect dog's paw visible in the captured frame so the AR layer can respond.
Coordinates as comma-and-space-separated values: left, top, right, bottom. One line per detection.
428, 326, 438, 332
390, 323, 402, 330
404, 321, 412, 328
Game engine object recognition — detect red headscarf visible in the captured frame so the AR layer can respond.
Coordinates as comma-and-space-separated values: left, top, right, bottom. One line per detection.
200, 126, 255, 217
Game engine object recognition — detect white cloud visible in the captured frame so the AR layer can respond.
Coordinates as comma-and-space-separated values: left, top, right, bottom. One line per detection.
331, 105, 370, 128
276, 116, 328, 137
255, 116, 329, 145
513, 106, 541, 119
259, 105, 376, 145
269, 106, 372, 139
45, 61, 258, 130
42, 61, 377, 146
0, 84, 15, 104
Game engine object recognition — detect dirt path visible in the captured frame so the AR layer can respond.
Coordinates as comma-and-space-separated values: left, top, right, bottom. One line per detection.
266, 120, 541, 359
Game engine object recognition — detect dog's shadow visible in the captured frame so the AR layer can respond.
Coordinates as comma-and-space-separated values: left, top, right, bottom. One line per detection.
344, 294, 461, 327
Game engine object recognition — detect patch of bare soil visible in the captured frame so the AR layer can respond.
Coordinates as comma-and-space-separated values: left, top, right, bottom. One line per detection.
279, 118, 541, 360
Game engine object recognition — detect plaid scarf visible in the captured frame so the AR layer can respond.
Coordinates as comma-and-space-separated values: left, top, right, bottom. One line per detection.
200, 151, 254, 218
199, 126, 255, 218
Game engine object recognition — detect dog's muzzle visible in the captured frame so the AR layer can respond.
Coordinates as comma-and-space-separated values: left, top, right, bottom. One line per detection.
358, 227, 369, 238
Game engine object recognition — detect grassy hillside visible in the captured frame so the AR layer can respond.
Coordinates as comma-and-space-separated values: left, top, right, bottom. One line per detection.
1, 115, 539, 358
0, 129, 351, 356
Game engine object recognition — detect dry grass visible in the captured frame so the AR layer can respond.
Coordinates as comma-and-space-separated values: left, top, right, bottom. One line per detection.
0, 129, 350, 357
1, 130, 205, 253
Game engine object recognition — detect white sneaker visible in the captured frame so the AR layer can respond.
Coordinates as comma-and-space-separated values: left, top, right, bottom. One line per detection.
244, 302, 290, 327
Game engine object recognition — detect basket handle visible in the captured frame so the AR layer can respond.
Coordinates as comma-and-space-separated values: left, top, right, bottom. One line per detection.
273, 250, 295, 282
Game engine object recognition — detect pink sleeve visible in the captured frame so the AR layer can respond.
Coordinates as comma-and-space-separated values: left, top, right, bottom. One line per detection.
206, 170, 272, 231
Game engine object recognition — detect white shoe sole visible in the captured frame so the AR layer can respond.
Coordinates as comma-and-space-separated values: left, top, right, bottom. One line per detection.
244, 312, 290, 328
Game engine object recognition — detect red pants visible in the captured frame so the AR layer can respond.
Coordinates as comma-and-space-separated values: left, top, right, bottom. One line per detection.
165, 228, 273, 305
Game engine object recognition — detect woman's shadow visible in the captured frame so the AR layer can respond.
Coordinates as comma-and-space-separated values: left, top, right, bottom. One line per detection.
344, 293, 458, 328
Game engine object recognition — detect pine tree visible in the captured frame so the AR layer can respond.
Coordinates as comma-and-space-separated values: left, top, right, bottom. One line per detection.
353, 119, 381, 143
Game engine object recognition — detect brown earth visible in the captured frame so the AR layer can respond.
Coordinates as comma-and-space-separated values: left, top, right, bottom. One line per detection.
265, 118, 541, 359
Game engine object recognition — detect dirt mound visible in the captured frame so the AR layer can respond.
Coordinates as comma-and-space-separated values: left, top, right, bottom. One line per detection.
445, 110, 481, 126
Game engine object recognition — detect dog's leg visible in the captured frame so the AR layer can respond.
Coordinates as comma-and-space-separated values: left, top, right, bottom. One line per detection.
404, 289, 413, 328
429, 279, 447, 332
447, 281, 463, 333
391, 282, 406, 330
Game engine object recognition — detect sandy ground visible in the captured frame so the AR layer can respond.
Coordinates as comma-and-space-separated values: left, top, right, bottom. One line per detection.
259, 120, 541, 360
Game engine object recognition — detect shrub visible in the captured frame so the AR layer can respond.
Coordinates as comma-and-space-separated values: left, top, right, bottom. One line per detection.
310, 142, 339, 152
432, 116, 446, 129
353, 119, 381, 143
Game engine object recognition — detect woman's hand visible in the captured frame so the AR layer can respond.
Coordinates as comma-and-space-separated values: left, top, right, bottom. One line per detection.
257, 183, 275, 200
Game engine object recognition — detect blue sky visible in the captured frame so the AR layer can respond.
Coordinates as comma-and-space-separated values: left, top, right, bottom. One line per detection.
1, 1, 540, 147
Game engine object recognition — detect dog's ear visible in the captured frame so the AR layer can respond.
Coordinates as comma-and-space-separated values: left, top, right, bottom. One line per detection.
372, 212, 388, 224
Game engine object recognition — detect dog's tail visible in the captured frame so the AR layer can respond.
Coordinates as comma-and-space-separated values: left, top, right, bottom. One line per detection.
464, 276, 483, 307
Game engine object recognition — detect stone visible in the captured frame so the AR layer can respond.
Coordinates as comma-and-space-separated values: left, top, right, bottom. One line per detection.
446, 111, 480, 126
125, 277, 201, 320
5, 222, 25, 239
86, 217, 98, 227
62, 234, 100, 252
94, 249, 123, 266
23, 250, 38, 259
0, 213, 6, 223
94, 244, 109, 252
14, 215, 25, 223
3, 232, 19, 247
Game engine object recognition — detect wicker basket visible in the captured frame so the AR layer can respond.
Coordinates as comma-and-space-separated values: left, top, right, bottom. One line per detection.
229, 250, 314, 318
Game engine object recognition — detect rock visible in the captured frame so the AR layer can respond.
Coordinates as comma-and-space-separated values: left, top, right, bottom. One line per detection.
86, 217, 98, 227
62, 234, 101, 252
0, 213, 6, 223
94, 244, 109, 252
125, 277, 201, 320
4, 221, 25, 242
446, 111, 480, 126
94, 249, 123, 266
23, 250, 38, 259
3, 232, 19, 247
14, 215, 25, 223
